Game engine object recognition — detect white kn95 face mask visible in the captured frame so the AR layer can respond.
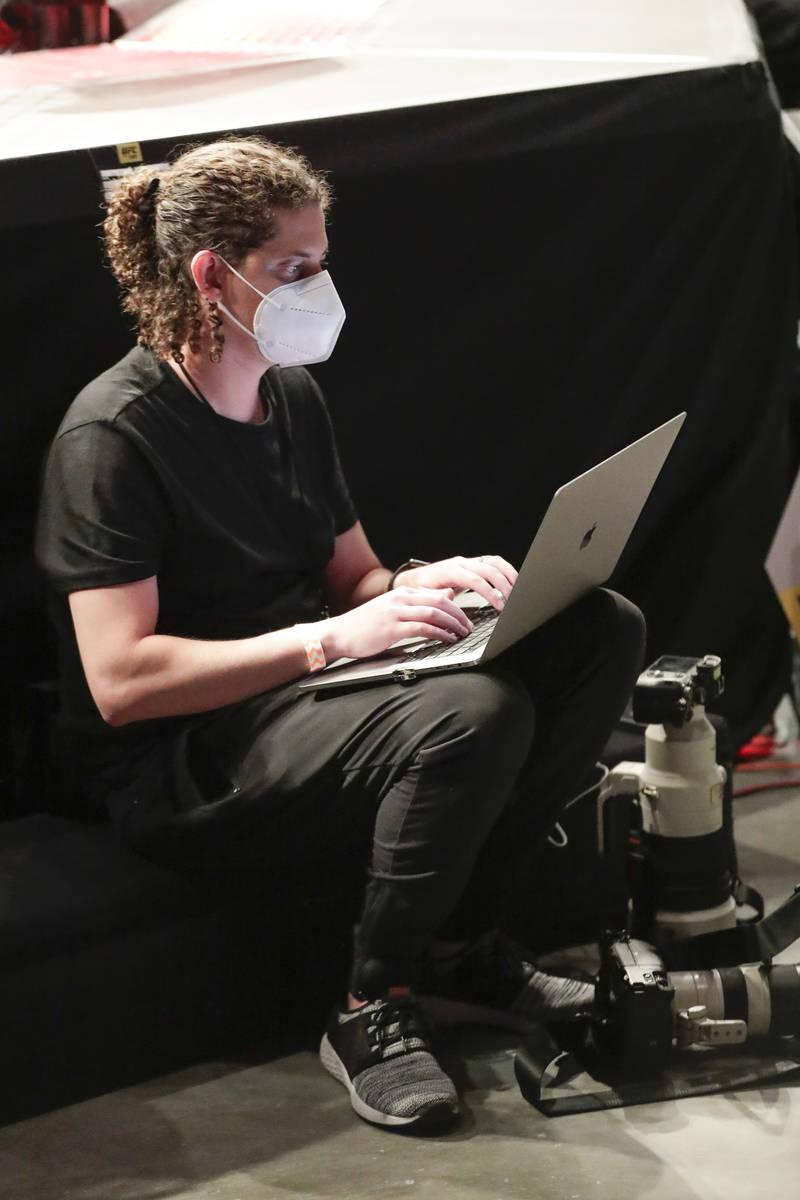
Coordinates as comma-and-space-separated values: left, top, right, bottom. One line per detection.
216, 256, 346, 367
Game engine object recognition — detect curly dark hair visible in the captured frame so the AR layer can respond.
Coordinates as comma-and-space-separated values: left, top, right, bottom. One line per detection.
103, 136, 332, 363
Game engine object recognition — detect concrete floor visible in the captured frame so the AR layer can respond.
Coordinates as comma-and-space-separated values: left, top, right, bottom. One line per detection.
2, 757, 800, 1199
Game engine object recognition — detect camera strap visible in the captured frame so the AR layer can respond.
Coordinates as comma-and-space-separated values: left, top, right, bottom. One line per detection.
662, 884, 800, 969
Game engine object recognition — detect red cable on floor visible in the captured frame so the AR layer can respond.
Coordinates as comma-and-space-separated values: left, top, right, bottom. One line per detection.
734, 779, 800, 798
735, 760, 800, 771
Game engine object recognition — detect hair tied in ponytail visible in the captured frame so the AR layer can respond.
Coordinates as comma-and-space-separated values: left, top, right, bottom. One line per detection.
140, 175, 161, 232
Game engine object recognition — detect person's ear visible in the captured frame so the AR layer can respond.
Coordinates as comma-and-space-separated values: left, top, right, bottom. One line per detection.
190, 250, 225, 300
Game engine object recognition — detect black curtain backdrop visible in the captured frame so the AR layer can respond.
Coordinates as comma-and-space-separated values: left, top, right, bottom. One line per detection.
2, 62, 798, 810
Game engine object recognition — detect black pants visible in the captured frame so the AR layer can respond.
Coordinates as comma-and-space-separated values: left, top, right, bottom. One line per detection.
121, 588, 645, 997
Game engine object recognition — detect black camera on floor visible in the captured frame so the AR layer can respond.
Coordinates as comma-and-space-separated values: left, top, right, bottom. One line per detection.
591, 933, 675, 1078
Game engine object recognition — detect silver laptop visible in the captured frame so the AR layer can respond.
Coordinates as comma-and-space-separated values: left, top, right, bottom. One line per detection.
300, 412, 686, 692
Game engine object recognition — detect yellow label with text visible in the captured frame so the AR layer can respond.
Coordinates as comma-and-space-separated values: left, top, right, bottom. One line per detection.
116, 142, 143, 165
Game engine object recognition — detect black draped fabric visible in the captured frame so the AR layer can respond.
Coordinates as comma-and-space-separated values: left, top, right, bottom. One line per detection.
2, 62, 798, 786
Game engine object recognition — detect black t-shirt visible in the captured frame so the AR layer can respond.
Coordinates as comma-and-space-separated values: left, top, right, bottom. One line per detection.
36, 345, 358, 755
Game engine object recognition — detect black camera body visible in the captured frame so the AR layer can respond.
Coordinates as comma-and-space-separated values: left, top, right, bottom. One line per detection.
632, 654, 724, 727
592, 933, 675, 1078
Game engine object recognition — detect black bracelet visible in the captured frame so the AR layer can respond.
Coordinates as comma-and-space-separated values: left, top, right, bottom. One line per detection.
386, 558, 430, 592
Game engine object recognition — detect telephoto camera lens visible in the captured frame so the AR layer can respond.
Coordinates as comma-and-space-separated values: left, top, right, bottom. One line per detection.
619, 654, 736, 943
670, 963, 800, 1038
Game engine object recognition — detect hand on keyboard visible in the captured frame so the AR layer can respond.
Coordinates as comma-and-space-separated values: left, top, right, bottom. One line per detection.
400, 606, 498, 662
389, 555, 516, 612
318, 586, 474, 663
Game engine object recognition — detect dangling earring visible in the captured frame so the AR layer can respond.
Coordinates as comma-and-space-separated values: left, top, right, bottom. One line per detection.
208, 300, 224, 364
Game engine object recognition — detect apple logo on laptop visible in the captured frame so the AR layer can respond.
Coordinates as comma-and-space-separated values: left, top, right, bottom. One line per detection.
580, 522, 597, 550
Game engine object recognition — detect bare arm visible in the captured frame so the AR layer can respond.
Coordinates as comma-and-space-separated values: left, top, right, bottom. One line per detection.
321, 521, 391, 611
69, 577, 314, 726
70, 519, 518, 728
70, 529, 476, 727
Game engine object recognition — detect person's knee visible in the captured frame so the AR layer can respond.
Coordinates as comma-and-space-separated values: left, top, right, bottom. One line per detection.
421, 671, 535, 775
591, 588, 647, 674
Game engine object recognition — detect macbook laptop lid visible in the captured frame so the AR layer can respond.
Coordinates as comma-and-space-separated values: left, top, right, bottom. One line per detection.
300, 412, 686, 692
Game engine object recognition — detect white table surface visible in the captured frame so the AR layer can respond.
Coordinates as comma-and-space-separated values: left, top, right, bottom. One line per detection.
0, 0, 759, 161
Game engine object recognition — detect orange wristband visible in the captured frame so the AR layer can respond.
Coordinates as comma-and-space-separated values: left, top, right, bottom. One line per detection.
302, 632, 326, 674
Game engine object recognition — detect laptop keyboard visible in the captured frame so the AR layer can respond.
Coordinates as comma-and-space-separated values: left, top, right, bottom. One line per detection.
400, 605, 498, 662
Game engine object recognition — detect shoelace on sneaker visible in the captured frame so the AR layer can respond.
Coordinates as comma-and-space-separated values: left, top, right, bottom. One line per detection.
366, 995, 433, 1060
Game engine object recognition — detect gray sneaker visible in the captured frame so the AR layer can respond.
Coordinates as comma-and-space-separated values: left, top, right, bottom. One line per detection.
319, 994, 459, 1129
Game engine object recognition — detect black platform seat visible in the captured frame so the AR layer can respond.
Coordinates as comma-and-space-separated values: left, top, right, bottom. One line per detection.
0, 813, 319, 1124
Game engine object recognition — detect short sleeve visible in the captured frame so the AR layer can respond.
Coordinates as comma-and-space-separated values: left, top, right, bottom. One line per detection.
35, 421, 173, 594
